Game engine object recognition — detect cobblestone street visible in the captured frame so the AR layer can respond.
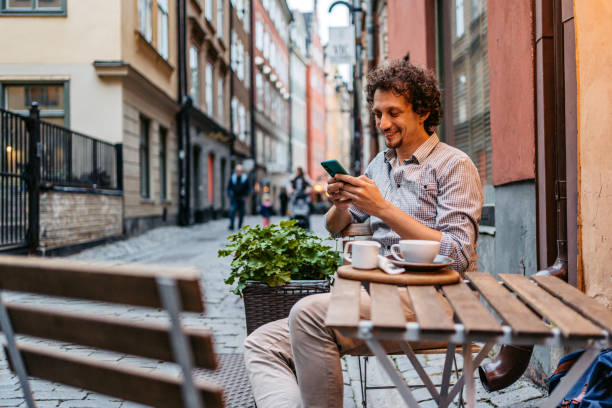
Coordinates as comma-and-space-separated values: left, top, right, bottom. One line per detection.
1, 215, 547, 407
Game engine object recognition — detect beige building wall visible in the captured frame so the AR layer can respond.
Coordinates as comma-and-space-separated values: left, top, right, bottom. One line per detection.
0, 0, 123, 143
574, 0, 612, 308
121, 0, 178, 102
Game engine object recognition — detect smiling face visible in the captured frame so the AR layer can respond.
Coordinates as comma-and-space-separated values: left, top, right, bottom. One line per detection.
372, 89, 428, 151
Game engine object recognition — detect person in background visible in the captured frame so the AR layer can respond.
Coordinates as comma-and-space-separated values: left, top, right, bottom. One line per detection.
291, 167, 310, 195
227, 164, 249, 230
279, 187, 289, 216
260, 188, 273, 227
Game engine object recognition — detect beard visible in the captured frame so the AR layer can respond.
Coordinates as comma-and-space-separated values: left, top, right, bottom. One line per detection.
385, 134, 403, 149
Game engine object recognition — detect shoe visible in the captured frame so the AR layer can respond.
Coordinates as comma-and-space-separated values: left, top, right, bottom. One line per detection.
228, 226, 234, 231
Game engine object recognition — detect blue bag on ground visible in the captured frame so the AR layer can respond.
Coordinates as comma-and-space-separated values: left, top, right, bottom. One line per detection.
547, 349, 612, 407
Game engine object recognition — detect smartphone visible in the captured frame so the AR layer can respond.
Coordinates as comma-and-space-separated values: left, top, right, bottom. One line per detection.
321, 159, 349, 177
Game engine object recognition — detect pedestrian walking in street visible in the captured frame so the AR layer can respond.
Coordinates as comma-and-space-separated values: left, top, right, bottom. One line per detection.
227, 164, 250, 230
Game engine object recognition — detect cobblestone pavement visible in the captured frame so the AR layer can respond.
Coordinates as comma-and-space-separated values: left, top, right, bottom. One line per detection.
1, 214, 547, 407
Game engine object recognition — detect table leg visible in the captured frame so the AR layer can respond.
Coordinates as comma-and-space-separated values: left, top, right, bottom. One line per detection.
463, 344, 475, 407
364, 337, 421, 408
438, 343, 457, 408
541, 343, 602, 408
399, 342, 441, 403
445, 342, 494, 406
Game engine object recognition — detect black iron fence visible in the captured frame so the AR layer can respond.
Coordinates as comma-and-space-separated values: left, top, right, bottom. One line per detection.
1, 103, 122, 252
0, 108, 32, 251
40, 121, 121, 190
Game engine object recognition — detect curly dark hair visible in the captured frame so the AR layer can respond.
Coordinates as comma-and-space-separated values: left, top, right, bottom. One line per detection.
366, 60, 442, 135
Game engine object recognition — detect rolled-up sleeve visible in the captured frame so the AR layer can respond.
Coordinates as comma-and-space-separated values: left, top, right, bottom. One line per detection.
436, 157, 483, 273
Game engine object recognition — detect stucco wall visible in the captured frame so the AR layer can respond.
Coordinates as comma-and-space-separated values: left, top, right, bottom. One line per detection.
0, 64, 123, 144
39, 191, 122, 249
487, 0, 536, 185
0, 0, 121, 64
387, 0, 434, 68
574, 0, 612, 308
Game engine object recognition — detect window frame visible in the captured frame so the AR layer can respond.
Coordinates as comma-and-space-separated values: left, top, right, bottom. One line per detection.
156, 0, 169, 60
205, 63, 214, 115
159, 125, 167, 201
139, 115, 151, 199
1, 81, 70, 127
0, 0, 66, 16
138, 0, 153, 43
189, 46, 200, 106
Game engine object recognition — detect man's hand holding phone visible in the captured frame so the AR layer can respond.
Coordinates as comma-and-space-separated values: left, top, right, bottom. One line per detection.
326, 175, 353, 211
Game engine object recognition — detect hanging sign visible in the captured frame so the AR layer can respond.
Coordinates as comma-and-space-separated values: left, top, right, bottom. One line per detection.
327, 26, 356, 65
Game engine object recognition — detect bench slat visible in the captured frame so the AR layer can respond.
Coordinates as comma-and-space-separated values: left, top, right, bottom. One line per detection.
325, 277, 361, 329
500, 274, 603, 338
442, 282, 503, 335
370, 283, 405, 329
407, 286, 455, 332
532, 275, 612, 334
6, 342, 224, 408
466, 272, 551, 337
3, 302, 217, 369
0, 256, 204, 312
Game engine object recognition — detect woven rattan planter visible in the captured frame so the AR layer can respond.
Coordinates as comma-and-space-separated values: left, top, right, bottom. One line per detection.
243, 280, 330, 335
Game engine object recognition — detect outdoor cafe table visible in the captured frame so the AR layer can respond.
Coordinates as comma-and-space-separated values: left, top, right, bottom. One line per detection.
325, 268, 612, 408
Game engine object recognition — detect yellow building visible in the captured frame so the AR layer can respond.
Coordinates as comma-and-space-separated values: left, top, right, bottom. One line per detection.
0, 0, 179, 236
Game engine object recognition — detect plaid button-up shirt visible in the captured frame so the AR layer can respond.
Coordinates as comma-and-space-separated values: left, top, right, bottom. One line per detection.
341, 134, 483, 273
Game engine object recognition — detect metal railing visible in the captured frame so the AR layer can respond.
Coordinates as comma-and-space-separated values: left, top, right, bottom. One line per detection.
0, 108, 31, 250
39, 121, 120, 190
1, 104, 122, 252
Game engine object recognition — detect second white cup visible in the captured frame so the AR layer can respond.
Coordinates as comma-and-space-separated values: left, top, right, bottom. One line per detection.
344, 240, 381, 269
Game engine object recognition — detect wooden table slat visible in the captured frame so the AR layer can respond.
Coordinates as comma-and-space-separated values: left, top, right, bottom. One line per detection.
466, 272, 552, 337
442, 282, 503, 335
325, 277, 361, 328
532, 275, 612, 334
500, 274, 604, 338
406, 286, 455, 332
370, 283, 406, 329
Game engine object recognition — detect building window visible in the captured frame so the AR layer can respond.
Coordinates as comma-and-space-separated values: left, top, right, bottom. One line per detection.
208, 153, 214, 204
189, 46, 200, 106
3, 83, 66, 126
206, 63, 214, 115
217, 76, 224, 124
159, 126, 167, 200
455, 0, 465, 38
157, 0, 169, 59
439, 0, 491, 197
139, 116, 150, 198
256, 19, 263, 51
217, 0, 223, 38
1, 0, 65, 15
205, 0, 212, 21
138, 0, 153, 42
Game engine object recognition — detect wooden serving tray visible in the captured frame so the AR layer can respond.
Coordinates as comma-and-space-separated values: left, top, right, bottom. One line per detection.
337, 265, 460, 285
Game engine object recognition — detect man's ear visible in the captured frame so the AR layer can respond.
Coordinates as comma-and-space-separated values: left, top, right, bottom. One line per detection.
419, 111, 430, 124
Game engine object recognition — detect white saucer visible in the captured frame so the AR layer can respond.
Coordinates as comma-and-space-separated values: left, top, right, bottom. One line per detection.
386, 254, 454, 271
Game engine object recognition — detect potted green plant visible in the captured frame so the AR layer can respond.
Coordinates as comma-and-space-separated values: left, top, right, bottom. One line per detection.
219, 220, 341, 334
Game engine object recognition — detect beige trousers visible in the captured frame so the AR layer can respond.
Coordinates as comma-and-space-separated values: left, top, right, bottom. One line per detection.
243, 289, 451, 408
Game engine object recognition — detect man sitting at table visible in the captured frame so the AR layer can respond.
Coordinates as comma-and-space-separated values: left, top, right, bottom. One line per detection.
244, 60, 483, 408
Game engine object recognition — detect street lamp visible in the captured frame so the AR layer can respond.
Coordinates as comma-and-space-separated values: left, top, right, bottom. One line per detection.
328, 0, 363, 176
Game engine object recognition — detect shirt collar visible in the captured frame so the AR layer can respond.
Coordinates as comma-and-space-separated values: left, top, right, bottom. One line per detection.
384, 133, 440, 165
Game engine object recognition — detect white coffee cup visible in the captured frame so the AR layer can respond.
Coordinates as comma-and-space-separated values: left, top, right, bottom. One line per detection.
344, 240, 381, 269
390, 240, 441, 263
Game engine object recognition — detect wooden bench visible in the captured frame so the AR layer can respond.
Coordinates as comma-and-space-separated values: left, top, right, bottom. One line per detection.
0, 255, 224, 408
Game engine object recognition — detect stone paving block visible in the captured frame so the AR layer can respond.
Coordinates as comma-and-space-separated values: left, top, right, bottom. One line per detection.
33, 390, 88, 400
59, 400, 122, 408
0, 398, 23, 407
489, 384, 545, 407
